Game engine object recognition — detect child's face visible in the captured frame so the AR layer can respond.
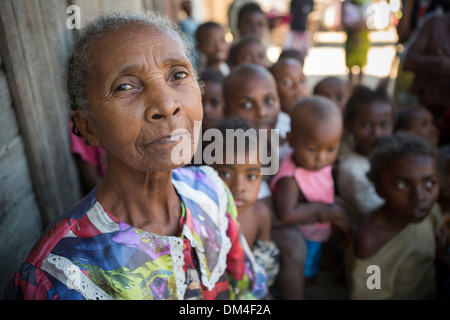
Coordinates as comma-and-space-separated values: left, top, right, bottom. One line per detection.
272, 60, 310, 114
314, 79, 349, 112
238, 12, 268, 41
202, 81, 224, 131
198, 27, 229, 65
405, 108, 440, 147
289, 116, 342, 171
350, 102, 394, 156
235, 41, 268, 67
378, 154, 439, 223
225, 73, 280, 130
213, 152, 262, 213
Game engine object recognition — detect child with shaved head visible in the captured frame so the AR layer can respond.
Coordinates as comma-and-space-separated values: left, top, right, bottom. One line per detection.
270, 95, 351, 299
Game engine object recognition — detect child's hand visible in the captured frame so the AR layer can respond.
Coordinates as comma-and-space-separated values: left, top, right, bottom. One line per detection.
436, 228, 450, 273
329, 204, 352, 248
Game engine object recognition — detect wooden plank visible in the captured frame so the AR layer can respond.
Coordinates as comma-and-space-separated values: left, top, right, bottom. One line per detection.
0, 137, 42, 299
0, 0, 82, 226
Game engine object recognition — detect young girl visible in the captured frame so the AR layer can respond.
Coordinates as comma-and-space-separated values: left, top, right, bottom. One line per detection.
212, 117, 280, 288
348, 132, 443, 299
270, 96, 351, 299
336, 85, 395, 225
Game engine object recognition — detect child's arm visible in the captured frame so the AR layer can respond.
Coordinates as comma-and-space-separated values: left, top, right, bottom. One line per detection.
274, 177, 337, 225
255, 200, 272, 242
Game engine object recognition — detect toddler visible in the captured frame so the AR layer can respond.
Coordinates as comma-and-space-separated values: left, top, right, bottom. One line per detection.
395, 105, 440, 147
270, 96, 351, 299
212, 117, 280, 288
348, 132, 444, 299
337, 85, 395, 225
195, 21, 230, 76
199, 68, 225, 132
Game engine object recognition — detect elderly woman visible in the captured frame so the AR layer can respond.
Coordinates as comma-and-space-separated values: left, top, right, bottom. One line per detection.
5, 10, 268, 300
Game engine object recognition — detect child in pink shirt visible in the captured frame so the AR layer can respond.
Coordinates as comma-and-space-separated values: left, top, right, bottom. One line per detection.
270, 96, 350, 299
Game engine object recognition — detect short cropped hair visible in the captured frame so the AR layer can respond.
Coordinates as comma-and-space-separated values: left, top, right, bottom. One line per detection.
67, 10, 194, 117
367, 132, 437, 183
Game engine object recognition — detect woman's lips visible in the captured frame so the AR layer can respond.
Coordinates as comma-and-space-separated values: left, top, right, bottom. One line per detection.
147, 132, 190, 147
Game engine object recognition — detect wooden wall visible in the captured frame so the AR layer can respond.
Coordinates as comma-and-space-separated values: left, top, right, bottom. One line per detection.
0, 0, 227, 299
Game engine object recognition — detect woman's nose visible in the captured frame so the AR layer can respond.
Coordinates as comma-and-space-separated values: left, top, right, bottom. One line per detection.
144, 83, 181, 121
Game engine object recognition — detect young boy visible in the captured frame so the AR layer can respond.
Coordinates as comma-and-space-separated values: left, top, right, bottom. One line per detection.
223, 63, 280, 132
211, 117, 280, 288
195, 21, 230, 76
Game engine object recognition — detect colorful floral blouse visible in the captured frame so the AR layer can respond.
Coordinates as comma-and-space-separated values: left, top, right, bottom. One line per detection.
4, 166, 268, 300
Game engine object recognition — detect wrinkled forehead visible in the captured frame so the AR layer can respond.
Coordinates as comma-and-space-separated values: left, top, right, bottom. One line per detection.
86, 22, 184, 66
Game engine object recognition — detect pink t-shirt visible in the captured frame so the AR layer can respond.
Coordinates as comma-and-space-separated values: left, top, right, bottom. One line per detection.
270, 153, 333, 242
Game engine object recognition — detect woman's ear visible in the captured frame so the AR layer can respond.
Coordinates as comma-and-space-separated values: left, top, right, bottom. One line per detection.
72, 111, 101, 147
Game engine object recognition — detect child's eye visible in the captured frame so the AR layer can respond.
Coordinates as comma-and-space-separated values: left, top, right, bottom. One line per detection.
219, 171, 232, 180
240, 101, 253, 109
265, 97, 275, 105
424, 180, 437, 189
395, 181, 407, 190
283, 79, 293, 87
247, 173, 259, 181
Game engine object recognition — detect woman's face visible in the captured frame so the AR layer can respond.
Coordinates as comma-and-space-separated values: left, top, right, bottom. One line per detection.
80, 23, 203, 173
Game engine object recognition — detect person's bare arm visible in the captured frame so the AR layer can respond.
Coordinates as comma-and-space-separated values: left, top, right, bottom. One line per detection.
274, 177, 334, 225
403, 15, 450, 74
255, 200, 272, 242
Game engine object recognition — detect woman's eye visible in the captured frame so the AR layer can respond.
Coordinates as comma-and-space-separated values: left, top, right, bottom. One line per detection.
173, 71, 188, 81
116, 84, 133, 92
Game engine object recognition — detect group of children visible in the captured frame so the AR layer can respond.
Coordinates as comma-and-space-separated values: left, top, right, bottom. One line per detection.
70, 1, 450, 300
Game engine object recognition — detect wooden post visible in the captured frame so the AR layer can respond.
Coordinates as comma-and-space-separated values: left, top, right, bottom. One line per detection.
0, 0, 82, 226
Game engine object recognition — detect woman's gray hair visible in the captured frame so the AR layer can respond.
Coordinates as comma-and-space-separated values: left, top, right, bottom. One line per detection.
67, 9, 196, 117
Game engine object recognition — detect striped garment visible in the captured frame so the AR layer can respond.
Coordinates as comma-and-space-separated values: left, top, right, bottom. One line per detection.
4, 165, 268, 300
